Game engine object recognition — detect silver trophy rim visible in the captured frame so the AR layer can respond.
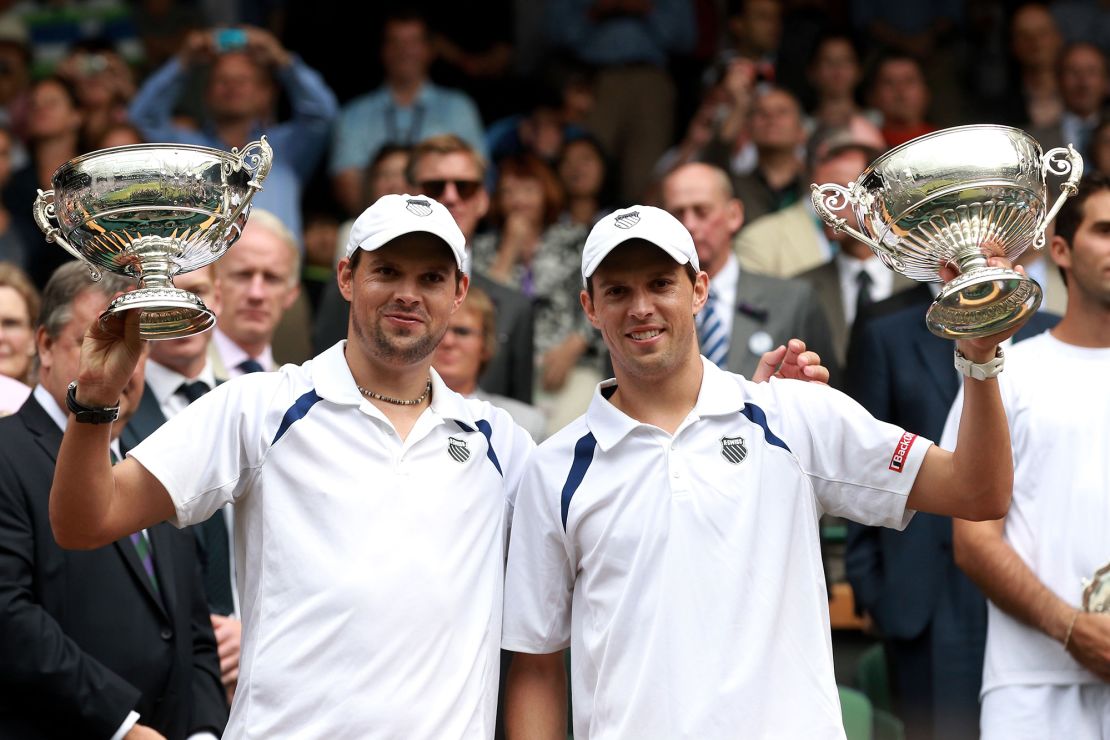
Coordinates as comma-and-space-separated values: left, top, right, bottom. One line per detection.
53, 141, 246, 183
859, 123, 1038, 182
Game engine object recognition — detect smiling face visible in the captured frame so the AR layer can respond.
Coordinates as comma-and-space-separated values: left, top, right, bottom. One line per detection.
583, 240, 707, 383
339, 233, 468, 370
0, 285, 34, 381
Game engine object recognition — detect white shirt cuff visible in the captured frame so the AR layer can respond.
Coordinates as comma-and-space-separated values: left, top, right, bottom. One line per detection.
109, 711, 139, 740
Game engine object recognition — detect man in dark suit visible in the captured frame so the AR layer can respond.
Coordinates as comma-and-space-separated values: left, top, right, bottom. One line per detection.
797, 142, 917, 380
313, 134, 536, 404
0, 262, 228, 739
661, 161, 836, 382
844, 288, 1059, 740
119, 265, 241, 706
1028, 42, 1107, 164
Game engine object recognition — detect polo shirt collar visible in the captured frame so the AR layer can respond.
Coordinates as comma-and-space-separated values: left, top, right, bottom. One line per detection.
310, 341, 478, 425
586, 357, 748, 452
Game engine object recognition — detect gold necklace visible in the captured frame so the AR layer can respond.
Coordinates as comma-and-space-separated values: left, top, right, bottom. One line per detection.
356, 379, 432, 406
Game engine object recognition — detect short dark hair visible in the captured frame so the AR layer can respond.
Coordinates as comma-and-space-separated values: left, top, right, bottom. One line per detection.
1054, 173, 1110, 246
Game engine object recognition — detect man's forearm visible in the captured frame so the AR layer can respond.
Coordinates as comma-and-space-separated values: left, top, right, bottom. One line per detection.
50, 421, 118, 549
946, 367, 1013, 519
505, 652, 567, 740
954, 520, 1074, 643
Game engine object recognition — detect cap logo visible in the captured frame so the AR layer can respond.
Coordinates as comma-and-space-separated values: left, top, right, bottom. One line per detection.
406, 198, 433, 217
721, 436, 748, 465
448, 436, 471, 463
614, 211, 640, 229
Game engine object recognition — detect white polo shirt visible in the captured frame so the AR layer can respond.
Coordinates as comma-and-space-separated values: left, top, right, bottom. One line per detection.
130, 341, 534, 739
503, 358, 929, 740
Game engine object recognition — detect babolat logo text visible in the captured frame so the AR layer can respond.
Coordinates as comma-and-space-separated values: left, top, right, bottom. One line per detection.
614, 211, 640, 229
721, 435, 747, 465
888, 432, 918, 473
406, 198, 433, 216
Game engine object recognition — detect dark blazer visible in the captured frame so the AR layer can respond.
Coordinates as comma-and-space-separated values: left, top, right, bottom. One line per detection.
119, 383, 168, 457
725, 270, 841, 386
843, 297, 1061, 639
797, 259, 918, 373
311, 269, 536, 404
0, 395, 228, 739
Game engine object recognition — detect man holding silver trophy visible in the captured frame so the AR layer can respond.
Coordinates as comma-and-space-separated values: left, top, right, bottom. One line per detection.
943, 175, 1110, 740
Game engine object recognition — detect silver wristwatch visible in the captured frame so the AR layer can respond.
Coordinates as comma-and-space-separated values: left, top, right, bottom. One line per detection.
954, 347, 1005, 380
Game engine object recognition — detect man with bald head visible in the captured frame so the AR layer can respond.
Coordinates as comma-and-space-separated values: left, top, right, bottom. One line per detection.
661, 161, 836, 383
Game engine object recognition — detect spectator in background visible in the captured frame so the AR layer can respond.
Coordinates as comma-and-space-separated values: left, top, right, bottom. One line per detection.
129, 25, 338, 247
211, 209, 301, 377
557, 134, 614, 228
471, 153, 596, 433
334, 144, 414, 267
0, 13, 32, 160
330, 11, 486, 216
55, 39, 135, 151
722, 0, 782, 86
805, 33, 866, 133
1030, 43, 1109, 162
725, 86, 807, 225
1008, 3, 1065, 129
0, 261, 37, 387
795, 140, 917, 378
661, 161, 836, 384
95, 121, 144, 149
0, 261, 228, 739
485, 82, 586, 189
1090, 117, 1110, 176
7, 77, 84, 288
544, 0, 695, 203
424, 0, 516, 122
433, 286, 547, 442
868, 53, 936, 149
0, 126, 26, 270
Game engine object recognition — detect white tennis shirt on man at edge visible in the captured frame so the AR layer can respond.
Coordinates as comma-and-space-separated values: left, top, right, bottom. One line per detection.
130, 340, 535, 739
503, 357, 930, 740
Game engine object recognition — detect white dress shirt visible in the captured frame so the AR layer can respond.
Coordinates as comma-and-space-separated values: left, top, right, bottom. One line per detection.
837, 252, 896, 327
707, 253, 740, 345
212, 327, 275, 377
144, 360, 220, 420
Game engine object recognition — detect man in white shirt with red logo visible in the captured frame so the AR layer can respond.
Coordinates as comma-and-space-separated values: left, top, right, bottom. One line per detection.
502, 205, 1028, 739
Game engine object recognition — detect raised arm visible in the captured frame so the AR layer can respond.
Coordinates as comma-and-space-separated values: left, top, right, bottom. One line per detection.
50, 312, 175, 549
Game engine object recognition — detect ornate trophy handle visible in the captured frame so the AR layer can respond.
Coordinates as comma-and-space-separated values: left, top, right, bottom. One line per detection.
32, 189, 102, 281
1033, 145, 1084, 249
210, 135, 274, 252
810, 183, 905, 271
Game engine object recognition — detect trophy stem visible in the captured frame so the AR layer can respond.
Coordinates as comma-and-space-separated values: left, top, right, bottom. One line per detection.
952, 250, 989, 276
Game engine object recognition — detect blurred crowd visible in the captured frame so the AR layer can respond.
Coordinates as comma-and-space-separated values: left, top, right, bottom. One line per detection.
0, 0, 1107, 738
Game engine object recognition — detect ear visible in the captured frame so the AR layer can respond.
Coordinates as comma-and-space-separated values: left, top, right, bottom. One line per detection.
1048, 234, 1071, 271
727, 197, 744, 234
453, 273, 470, 312
337, 257, 355, 302
35, 326, 52, 370
207, 276, 224, 318
692, 270, 710, 315
580, 288, 601, 330
474, 188, 490, 220
281, 280, 301, 310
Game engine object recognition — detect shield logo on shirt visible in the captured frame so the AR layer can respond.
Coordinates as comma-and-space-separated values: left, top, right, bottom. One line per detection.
614, 211, 640, 229
406, 198, 433, 217
448, 436, 471, 463
721, 436, 747, 465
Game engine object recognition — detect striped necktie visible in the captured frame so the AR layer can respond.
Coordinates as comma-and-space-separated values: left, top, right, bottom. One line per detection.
697, 289, 729, 368
130, 530, 160, 596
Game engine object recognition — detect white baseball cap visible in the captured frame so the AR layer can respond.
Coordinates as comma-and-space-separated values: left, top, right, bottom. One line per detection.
581, 205, 700, 285
346, 193, 467, 270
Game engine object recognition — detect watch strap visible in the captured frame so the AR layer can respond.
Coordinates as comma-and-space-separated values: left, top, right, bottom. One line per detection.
954, 346, 1005, 381
65, 381, 120, 424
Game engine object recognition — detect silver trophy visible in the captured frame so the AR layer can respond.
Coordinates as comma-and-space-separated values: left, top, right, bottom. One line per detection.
33, 137, 274, 339
1082, 563, 1110, 613
812, 125, 1082, 339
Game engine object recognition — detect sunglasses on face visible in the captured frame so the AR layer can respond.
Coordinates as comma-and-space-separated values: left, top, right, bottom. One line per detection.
417, 179, 482, 200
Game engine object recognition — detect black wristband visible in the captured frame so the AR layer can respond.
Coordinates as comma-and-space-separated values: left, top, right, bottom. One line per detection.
65, 381, 120, 424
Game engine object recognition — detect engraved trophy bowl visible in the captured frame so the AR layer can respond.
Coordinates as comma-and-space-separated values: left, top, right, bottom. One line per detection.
33, 137, 273, 340
812, 125, 1082, 339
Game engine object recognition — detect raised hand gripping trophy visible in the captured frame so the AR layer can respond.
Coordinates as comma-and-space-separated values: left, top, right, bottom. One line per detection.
812, 125, 1082, 338
33, 137, 273, 339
